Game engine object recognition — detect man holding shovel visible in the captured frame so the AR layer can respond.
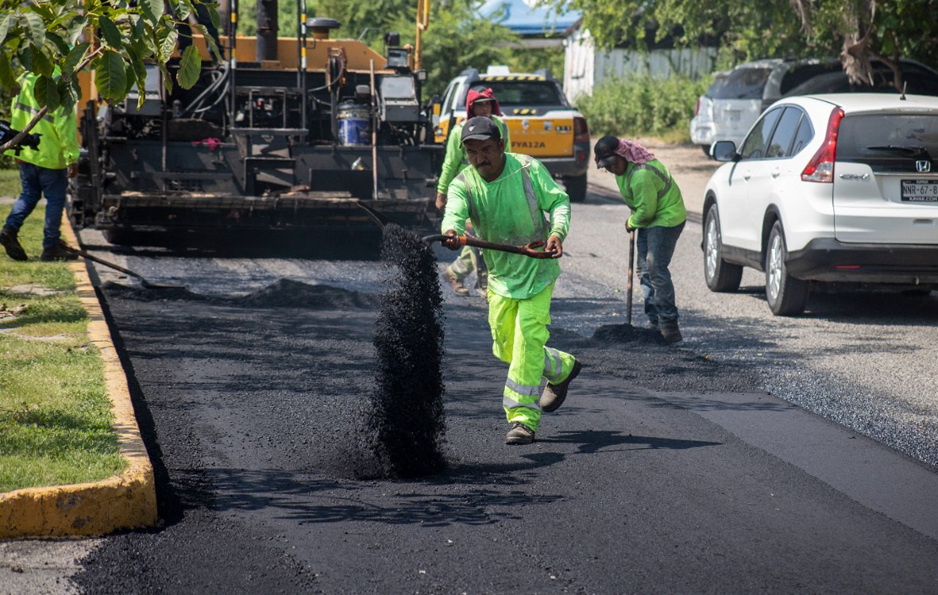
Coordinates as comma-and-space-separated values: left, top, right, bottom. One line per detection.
594, 136, 686, 343
440, 116, 580, 445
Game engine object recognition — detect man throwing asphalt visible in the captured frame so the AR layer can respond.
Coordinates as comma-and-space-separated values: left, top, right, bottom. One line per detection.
441, 116, 580, 445
0, 69, 80, 262
594, 135, 686, 342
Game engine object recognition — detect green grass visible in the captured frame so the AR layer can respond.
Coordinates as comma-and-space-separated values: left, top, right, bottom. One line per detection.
0, 203, 124, 492
0, 168, 20, 199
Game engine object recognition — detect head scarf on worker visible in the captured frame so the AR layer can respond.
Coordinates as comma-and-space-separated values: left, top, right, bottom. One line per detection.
466, 88, 503, 119
594, 136, 656, 168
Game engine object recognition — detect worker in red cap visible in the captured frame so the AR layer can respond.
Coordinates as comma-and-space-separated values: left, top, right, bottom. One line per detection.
437, 88, 512, 297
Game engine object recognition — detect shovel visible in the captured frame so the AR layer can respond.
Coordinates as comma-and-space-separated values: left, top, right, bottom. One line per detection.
421, 234, 558, 259
61, 243, 185, 290
626, 229, 635, 325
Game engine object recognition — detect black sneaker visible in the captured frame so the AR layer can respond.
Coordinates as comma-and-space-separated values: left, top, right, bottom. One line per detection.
660, 323, 683, 343
0, 226, 27, 261
40, 242, 79, 262
540, 359, 582, 413
505, 422, 535, 445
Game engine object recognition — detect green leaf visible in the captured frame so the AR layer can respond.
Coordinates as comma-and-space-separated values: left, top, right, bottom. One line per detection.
140, 0, 164, 25
34, 75, 61, 111
94, 51, 127, 103
18, 45, 33, 72
63, 42, 90, 75
207, 3, 221, 29
194, 23, 222, 62
158, 62, 173, 94
30, 45, 54, 77
0, 14, 13, 47
57, 77, 81, 111
0, 53, 18, 95
170, 0, 192, 22
157, 24, 178, 63
22, 12, 46, 47
177, 44, 201, 89
66, 15, 88, 47
99, 15, 123, 50
46, 31, 71, 56
133, 13, 146, 39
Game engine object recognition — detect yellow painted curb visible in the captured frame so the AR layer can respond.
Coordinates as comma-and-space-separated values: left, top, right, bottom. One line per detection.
0, 222, 158, 538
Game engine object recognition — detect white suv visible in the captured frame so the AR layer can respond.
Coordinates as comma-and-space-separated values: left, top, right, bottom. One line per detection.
702, 93, 938, 315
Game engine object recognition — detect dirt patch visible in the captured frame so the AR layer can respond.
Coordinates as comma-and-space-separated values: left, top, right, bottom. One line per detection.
4, 284, 63, 297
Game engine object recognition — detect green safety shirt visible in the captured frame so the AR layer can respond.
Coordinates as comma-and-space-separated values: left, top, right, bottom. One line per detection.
4, 70, 79, 170
437, 116, 510, 195
616, 159, 686, 229
442, 152, 570, 300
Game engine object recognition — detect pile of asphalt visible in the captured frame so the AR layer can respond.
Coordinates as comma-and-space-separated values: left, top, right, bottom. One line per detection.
358, 224, 447, 478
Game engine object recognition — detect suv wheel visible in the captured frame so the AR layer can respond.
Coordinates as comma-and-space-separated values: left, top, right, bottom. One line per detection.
703, 205, 742, 292
765, 220, 809, 316
563, 174, 587, 203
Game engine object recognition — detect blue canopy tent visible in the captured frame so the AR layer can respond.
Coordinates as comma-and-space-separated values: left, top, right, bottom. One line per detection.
478, 0, 581, 39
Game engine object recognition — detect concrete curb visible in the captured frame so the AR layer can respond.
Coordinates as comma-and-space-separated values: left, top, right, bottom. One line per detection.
0, 222, 157, 539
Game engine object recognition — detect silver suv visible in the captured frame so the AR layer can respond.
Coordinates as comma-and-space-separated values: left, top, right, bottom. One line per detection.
691, 59, 841, 152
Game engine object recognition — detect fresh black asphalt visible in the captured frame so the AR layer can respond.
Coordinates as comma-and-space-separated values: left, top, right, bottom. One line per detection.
72, 272, 938, 593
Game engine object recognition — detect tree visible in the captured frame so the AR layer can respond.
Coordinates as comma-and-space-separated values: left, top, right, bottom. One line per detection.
0, 0, 219, 151
549, 0, 938, 88
790, 0, 938, 90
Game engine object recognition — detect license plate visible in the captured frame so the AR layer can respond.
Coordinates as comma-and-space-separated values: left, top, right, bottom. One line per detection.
901, 179, 938, 202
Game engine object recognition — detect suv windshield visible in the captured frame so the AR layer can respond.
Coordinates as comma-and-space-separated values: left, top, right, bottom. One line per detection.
836, 114, 938, 162
711, 67, 772, 100
457, 81, 567, 109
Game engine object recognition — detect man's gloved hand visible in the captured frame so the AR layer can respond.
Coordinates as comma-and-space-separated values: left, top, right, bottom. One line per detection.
442, 229, 462, 250
625, 218, 635, 232
545, 234, 563, 259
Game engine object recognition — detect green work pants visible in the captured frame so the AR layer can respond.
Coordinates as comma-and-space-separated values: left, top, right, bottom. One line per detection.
488, 282, 576, 432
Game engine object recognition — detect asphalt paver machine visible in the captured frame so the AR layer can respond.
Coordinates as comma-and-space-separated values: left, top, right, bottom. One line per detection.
71, 2, 441, 243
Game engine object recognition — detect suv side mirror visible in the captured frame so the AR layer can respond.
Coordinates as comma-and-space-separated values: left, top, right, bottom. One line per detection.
711, 140, 738, 162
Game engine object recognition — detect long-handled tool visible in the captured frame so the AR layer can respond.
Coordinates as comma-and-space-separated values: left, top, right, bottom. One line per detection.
422, 234, 557, 259
626, 229, 635, 325
61, 243, 185, 290
356, 201, 557, 260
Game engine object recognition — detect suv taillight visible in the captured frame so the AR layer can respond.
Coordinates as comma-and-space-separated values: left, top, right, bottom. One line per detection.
573, 116, 589, 143
801, 107, 844, 183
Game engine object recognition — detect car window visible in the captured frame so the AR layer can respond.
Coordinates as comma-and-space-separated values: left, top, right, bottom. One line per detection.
739, 107, 783, 160
779, 63, 841, 95
711, 67, 772, 100
789, 115, 813, 156
704, 76, 729, 98
836, 114, 938, 161
440, 80, 456, 114
784, 61, 938, 97
456, 81, 567, 109
764, 107, 803, 158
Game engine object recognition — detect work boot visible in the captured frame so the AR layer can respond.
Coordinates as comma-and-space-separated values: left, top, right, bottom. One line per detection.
0, 226, 27, 261
444, 270, 468, 296
39, 242, 79, 262
660, 322, 683, 343
505, 422, 535, 445
540, 359, 582, 413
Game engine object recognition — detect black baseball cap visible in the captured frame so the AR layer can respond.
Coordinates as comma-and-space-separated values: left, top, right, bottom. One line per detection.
594, 135, 620, 169
461, 116, 501, 145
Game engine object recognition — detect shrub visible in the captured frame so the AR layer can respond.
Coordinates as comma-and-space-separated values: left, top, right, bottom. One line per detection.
575, 73, 711, 142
